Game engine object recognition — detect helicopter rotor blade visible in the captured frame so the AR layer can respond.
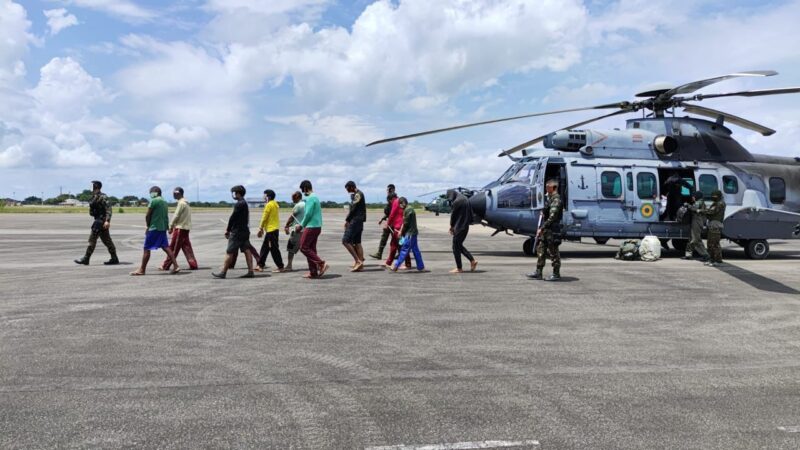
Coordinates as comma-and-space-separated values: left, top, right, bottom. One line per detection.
656, 70, 777, 102
682, 104, 775, 136
496, 109, 630, 157
365, 102, 630, 147
690, 86, 800, 101
416, 189, 448, 197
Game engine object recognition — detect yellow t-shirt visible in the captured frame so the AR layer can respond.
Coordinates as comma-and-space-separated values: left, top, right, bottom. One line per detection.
259, 200, 280, 232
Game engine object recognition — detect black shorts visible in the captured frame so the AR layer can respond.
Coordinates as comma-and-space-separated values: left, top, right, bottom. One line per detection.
226, 232, 251, 254
342, 221, 364, 245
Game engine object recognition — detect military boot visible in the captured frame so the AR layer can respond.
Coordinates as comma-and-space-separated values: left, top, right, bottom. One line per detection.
526, 269, 543, 280
546, 270, 561, 281
74, 256, 90, 265
104, 254, 120, 265
369, 249, 384, 260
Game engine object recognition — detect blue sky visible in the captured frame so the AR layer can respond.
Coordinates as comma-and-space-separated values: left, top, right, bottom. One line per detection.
1, 0, 799, 202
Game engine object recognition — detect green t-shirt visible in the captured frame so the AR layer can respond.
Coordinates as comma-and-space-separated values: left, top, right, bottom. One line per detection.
148, 196, 169, 231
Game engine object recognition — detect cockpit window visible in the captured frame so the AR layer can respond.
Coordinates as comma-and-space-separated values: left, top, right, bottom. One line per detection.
498, 160, 537, 184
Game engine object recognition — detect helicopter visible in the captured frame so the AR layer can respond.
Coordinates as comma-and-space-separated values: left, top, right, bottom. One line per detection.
368, 71, 800, 259
417, 187, 477, 215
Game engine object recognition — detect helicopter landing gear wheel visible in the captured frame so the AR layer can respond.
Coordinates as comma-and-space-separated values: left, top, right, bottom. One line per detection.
593, 237, 609, 245
523, 238, 535, 256
744, 239, 769, 260
671, 239, 688, 255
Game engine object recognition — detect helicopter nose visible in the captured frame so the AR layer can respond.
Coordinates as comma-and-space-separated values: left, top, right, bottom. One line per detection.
469, 191, 486, 219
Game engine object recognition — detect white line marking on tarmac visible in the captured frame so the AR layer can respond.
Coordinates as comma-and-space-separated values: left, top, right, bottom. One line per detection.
778, 426, 800, 433
365, 440, 540, 450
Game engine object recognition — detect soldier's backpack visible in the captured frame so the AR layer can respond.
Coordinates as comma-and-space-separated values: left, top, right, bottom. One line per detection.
615, 239, 641, 261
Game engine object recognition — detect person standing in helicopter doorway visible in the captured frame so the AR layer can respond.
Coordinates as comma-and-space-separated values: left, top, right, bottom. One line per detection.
527, 179, 563, 281
74, 180, 119, 266
703, 189, 726, 266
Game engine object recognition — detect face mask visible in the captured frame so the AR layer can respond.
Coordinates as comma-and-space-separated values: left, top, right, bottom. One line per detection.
304, 191, 310, 197
150, 192, 158, 199
231, 193, 237, 200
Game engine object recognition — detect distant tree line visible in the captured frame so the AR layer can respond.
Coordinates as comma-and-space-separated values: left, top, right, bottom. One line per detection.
17, 191, 424, 210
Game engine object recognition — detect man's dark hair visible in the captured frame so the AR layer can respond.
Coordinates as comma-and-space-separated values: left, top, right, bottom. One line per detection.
91, 180, 102, 190
174, 187, 184, 196
231, 185, 246, 196
345, 180, 356, 190
387, 184, 396, 191
300, 180, 313, 192
149, 186, 162, 195
693, 191, 704, 200
398, 196, 408, 206
264, 189, 276, 200
292, 191, 302, 201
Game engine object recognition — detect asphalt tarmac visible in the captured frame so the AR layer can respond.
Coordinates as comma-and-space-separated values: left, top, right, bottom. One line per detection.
1, 210, 799, 449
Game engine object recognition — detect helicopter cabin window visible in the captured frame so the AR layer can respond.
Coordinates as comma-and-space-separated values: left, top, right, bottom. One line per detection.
698, 174, 718, 197
637, 173, 658, 199
722, 176, 739, 194
626, 173, 633, 191
601, 171, 622, 198
769, 177, 786, 204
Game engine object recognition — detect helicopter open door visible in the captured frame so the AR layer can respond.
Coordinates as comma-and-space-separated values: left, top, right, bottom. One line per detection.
531, 157, 549, 210
624, 168, 660, 222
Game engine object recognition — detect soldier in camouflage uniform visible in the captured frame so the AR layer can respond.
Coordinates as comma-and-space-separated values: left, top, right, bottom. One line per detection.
702, 189, 726, 266
74, 180, 119, 265
681, 191, 710, 262
527, 179, 563, 281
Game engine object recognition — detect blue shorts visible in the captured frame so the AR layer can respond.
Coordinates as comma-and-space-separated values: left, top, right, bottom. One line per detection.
144, 230, 169, 250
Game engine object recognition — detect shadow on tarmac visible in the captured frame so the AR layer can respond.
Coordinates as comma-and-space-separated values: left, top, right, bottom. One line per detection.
714, 263, 799, 295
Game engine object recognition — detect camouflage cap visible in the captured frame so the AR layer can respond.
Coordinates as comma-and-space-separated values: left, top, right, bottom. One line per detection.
711, 189, 722, 200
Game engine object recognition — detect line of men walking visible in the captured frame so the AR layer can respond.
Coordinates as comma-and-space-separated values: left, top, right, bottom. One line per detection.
74, 179, 481, 278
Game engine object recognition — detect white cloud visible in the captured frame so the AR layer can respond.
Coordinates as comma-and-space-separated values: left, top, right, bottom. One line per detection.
30, 57, 110, 122
0, 144, 26, 168
65, 0, 156, 22
119, 139, 173, 159
203, 0, 331, 43
152, 122, 210, 144
53, 143, 103, 167
267, 113, 383, 146
541, 82, 622, 105
44, 8, 78, 35
0, 0, 35, 84
116, 0, 588, 134
117, 37, 250, 131
257, 0, 587, 105
401, 95, 449, 112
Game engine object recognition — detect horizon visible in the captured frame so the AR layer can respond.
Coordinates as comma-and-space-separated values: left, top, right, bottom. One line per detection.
2, 0, 800, 202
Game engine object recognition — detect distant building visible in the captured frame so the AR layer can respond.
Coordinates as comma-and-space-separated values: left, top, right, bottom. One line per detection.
3, 198, 21, 206
246, 197, 265, 208
59, 198, 89, 207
